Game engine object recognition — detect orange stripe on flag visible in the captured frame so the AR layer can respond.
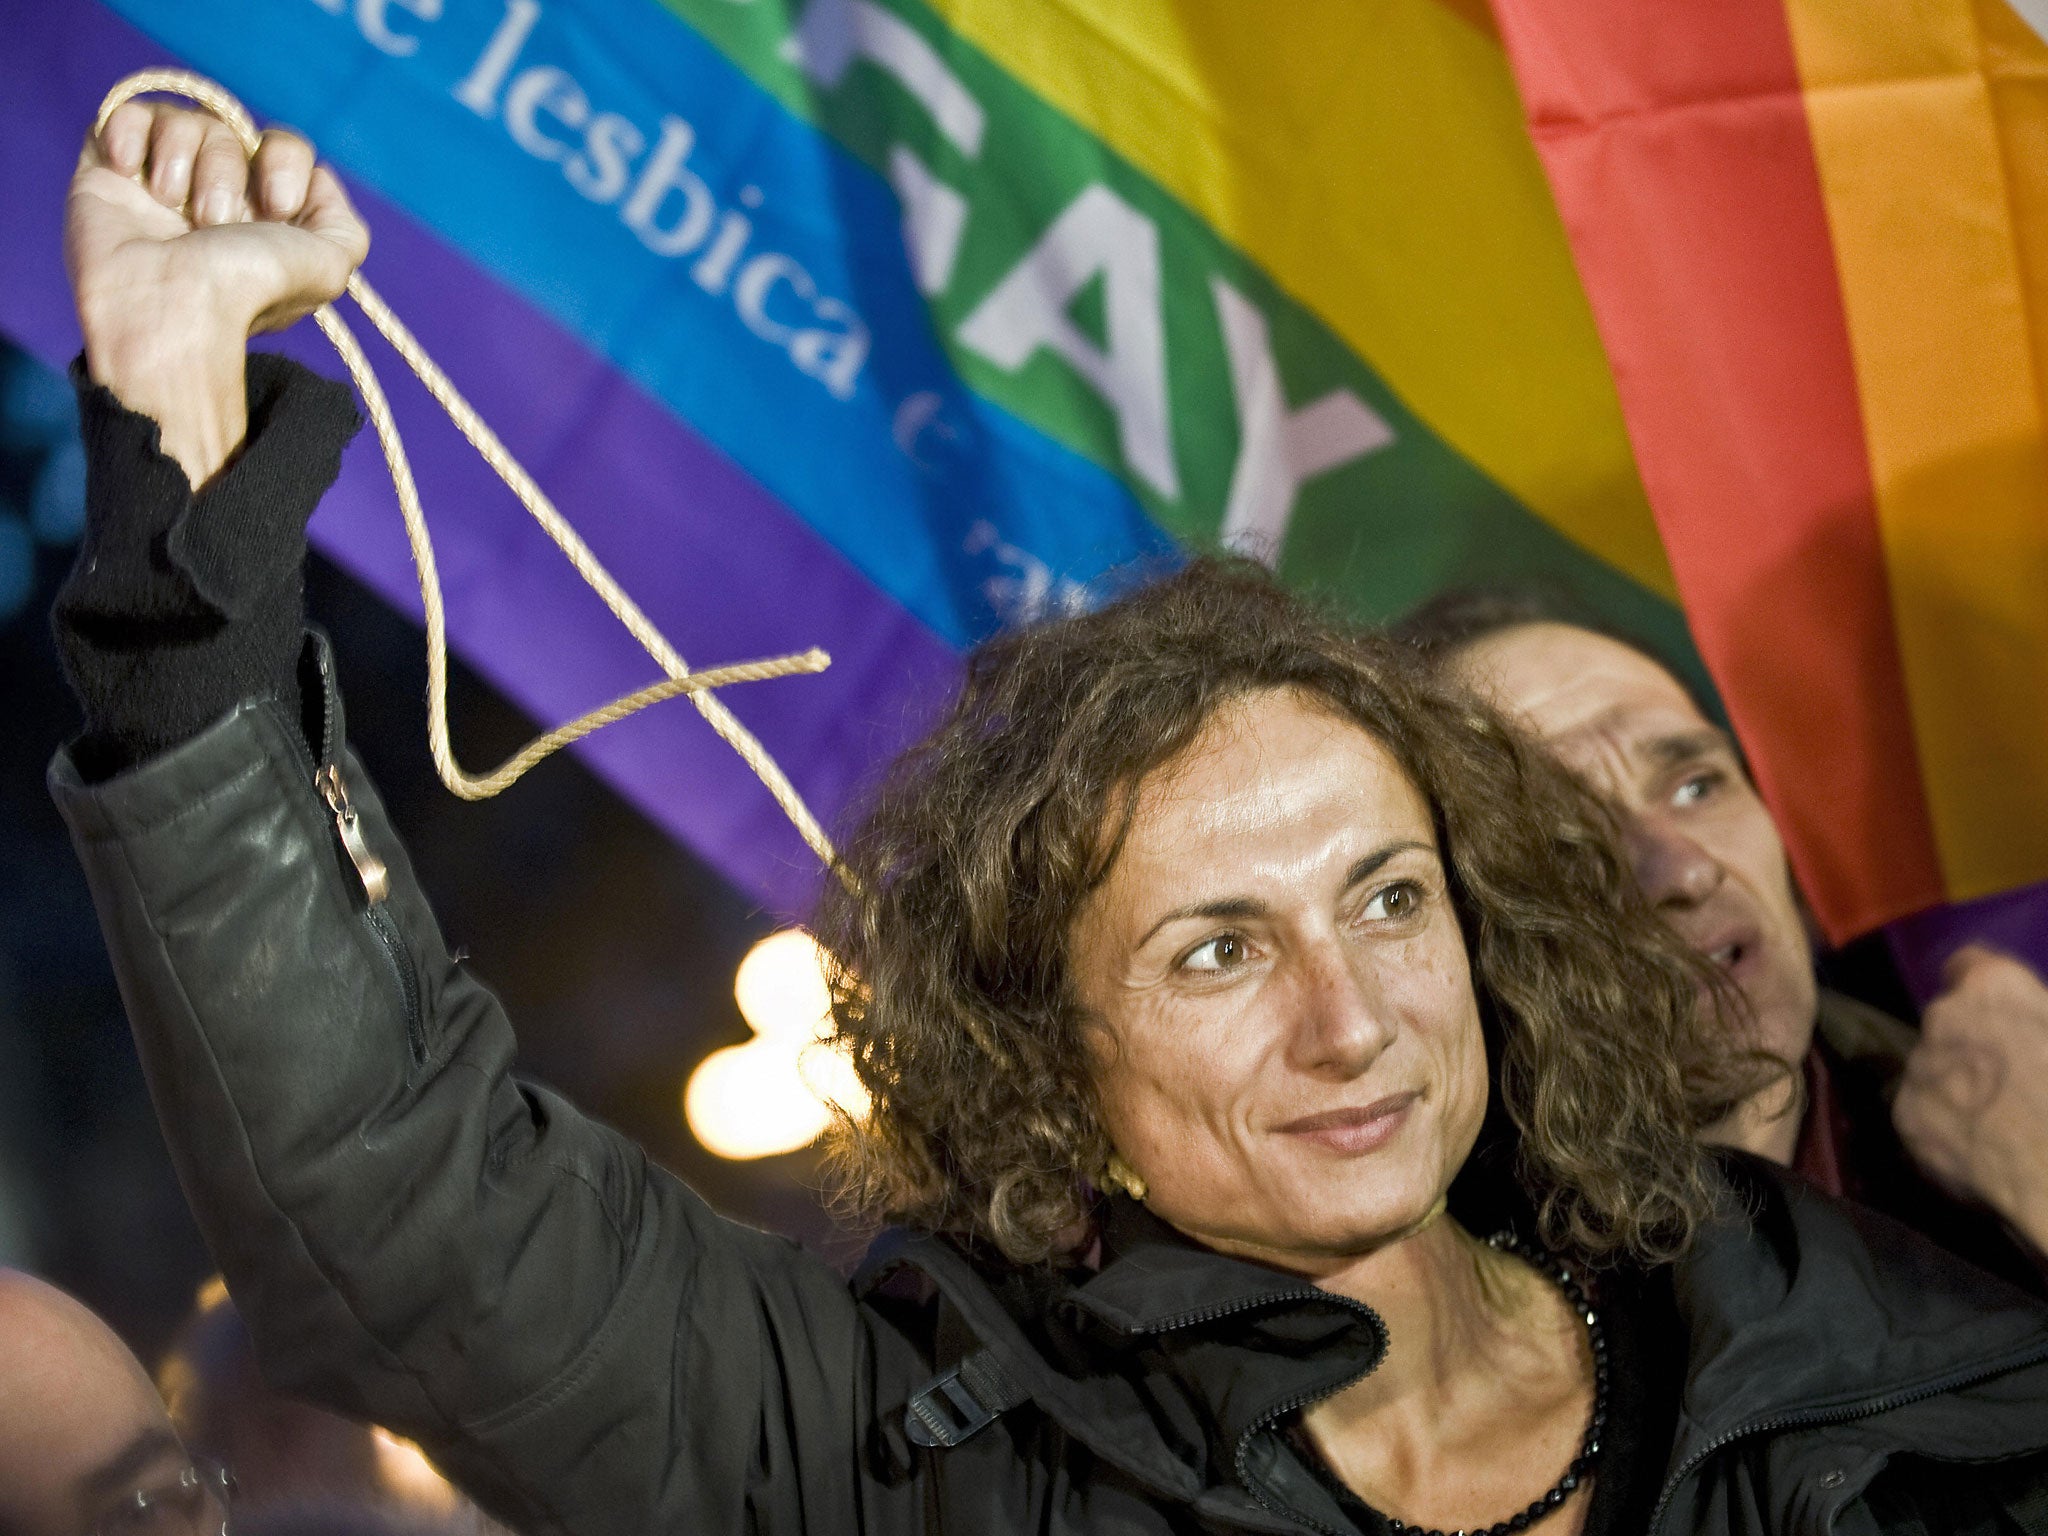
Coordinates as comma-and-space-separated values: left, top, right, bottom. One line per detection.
1783, 0, 2048, 906
1489, 0, 1946, 939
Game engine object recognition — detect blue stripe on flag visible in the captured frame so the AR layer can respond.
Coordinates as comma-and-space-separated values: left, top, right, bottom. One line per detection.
99, 0, 1178, 647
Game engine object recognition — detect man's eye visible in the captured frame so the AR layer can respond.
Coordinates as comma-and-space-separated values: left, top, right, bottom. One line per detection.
92, 1463, 230, 1536
1181, 934, 1248, 973
1363, 881, 1423, 921
1672, 770, 1723, 807
97, 1491, 198, 1536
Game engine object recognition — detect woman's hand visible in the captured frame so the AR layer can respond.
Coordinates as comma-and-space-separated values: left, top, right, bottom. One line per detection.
65, 101, 370, 488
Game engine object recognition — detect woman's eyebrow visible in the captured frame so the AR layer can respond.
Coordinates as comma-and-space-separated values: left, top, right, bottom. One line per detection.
1341, 839, 1433, 892
1135, 838, 1433, 946
1137, 896, 1265, 948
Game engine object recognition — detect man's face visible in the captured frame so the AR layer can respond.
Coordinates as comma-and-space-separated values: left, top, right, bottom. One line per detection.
1455, 624, 1816, 1068
0, 1271, 205, 1536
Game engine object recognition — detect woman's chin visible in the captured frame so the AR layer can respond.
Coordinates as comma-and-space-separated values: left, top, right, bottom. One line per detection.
1263, 1158, 1453, 1244
1203, 1192, 1452, 1271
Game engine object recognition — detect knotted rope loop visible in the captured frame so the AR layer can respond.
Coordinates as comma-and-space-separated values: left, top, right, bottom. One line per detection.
94, 69, 844, 873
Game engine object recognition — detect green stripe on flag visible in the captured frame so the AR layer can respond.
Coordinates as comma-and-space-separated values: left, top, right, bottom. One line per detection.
651, 0, 1711, 699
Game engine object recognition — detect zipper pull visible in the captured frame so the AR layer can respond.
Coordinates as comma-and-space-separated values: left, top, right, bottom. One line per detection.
315, 762, 390, 906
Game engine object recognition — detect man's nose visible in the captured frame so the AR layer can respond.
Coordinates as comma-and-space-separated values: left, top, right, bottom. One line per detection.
1288, 938, 1396, 1077
1627, 814, 1723, 908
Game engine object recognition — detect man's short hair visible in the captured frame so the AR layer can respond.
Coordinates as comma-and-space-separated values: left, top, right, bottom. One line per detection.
1393, 584, 1722, 726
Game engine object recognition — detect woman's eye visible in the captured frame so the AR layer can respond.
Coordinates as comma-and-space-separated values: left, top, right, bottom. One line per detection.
1181, 934, 1248, 973
1362, 881, 1423, 921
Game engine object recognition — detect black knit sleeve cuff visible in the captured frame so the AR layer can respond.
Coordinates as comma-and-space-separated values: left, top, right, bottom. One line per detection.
63, 351, 361, 621
53, 352, 362, 778
172, 352, 361, 615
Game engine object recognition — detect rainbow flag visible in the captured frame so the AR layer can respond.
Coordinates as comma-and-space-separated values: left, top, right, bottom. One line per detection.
1, 0, 2041, 979
1489, 0, 2048, 972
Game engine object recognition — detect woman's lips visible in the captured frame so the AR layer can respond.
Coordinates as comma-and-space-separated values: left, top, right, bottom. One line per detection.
1274, 1091, 1419, 1154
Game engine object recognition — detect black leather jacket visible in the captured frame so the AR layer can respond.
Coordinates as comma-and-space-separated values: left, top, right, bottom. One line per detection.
50, 641, 2048, 1536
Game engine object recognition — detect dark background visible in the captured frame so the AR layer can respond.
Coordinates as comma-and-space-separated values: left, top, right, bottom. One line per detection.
0, 334, 852, 1367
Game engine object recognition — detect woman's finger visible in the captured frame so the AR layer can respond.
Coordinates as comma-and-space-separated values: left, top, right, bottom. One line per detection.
298, 165, 370, 269
249, 166, 370, 333
190, 119, 250, 227
251, 129, 315, 221
97, 101, 152, 176
145, 107, 207, 210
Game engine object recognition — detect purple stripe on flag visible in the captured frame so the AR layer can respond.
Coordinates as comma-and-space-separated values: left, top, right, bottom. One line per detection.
0, 0, 960, 914
1887, 884, 2048, 1006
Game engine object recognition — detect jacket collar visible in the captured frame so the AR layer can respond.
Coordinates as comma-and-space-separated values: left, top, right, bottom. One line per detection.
870, 1198, 1383, 1527
1069, 1195, 1366, 1332
1073, 1198, 1386, 1458
1077, 1201, 1388, 1532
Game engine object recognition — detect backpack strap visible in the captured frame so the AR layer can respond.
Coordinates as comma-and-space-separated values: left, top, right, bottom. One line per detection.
904, 1348, 1029, 1448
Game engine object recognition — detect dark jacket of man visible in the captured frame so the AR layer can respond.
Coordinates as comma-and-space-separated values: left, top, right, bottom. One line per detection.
1804, 994, 2048, 1296
48, 365, 2048, 1536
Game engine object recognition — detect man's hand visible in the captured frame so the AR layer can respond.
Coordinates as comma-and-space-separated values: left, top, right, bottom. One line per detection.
65, 100, 369, 488
1894, 945, 2048, 1256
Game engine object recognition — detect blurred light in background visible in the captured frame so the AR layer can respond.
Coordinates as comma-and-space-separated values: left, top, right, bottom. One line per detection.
684, 930, 868, 1160
371, 1426, 461, 1513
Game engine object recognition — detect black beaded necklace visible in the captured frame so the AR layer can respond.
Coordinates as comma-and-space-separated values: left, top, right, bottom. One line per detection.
1380, 1231, 1607, 1536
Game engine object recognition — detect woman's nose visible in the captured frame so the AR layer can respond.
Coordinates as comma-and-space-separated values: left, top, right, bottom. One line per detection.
1287, 940, 1396, 1077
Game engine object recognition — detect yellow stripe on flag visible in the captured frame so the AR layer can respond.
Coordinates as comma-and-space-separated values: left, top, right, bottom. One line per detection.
1784, 0, 2048, 902
925, 0, 1678, 601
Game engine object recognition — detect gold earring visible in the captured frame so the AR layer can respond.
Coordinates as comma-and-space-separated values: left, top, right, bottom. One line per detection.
1101, 1152, 1149, 1202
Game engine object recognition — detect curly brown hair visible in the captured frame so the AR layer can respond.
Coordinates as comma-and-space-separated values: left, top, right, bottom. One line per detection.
814, 559, 1761, 1269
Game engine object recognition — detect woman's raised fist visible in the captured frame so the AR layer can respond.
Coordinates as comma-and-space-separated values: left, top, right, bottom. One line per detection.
65, 100, 370, 487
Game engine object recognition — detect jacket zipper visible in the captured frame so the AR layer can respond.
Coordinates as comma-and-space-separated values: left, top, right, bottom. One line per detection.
1647, 1338, 2048, 1535
282, 658, 424, 1062
292, 642, 379, 906
1135, 1289, 1388, 1536
1235, 1378, 1378, 1536
316, 763, 389, 906
313, 759, 423, 1061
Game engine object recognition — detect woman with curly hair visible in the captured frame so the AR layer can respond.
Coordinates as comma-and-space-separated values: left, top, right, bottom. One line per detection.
53, 105, 2048, 1536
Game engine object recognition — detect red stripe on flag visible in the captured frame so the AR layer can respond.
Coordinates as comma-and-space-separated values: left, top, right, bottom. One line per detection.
1487, 0, 1944, 940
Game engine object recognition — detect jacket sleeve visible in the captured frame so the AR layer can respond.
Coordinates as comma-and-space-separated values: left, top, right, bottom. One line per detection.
47, 649, 923, 1536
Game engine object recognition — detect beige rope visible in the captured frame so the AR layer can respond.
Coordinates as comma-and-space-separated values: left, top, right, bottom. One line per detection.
93, 69, 843, 867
